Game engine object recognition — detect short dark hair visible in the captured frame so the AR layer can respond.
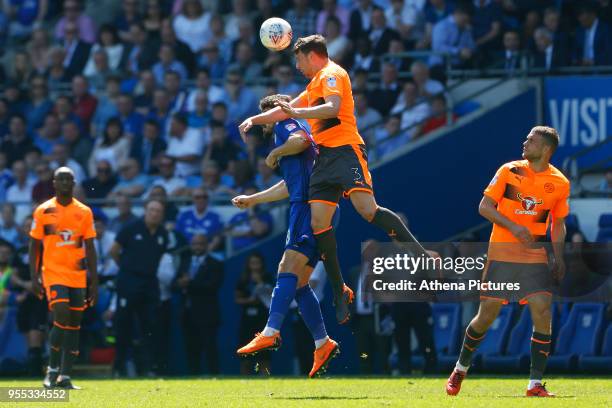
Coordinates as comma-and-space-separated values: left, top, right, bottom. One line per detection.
259, 94, 291, 112
532, 126, 560, 153
293, 34, 328, 57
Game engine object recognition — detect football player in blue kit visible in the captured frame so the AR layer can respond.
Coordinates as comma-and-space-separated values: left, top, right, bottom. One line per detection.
233, 94, 349, 377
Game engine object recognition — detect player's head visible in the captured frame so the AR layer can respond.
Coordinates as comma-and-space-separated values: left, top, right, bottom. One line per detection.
190, 234, 208, 256
53, 166, 75, 196
259, 94, 291, 133
293, 34, 328, 78
522, 126, 559, 162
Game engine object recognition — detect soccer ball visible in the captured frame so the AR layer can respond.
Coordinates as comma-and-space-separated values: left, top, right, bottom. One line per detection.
259, 17, 293, 51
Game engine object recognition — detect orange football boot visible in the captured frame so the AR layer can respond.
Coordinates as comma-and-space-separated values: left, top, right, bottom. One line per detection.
236, 332, 281, 357
445, 369, 466, 396
526, 383, 555, 397
309, 338, 340, 378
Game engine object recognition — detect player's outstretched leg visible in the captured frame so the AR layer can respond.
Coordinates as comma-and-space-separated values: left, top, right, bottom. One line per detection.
446, 300, 502, 396
56, 303, 84, 390
310, 203, 354, 324
294, 284, 339, 377
526, 295, 554, 397
236, 272, 297, 357
44, 298, 70, 389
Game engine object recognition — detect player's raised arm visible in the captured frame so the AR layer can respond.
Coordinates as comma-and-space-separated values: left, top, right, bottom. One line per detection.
276, 94, 340, 120
232, 180, 289, 210
238, 93, 308, 140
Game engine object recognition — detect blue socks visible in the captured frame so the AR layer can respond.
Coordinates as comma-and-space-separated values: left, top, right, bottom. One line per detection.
266, 273, 298, 331
295, 284, 328, 342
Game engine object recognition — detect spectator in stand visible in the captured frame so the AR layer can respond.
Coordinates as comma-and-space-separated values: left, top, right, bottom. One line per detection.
493, 30, 524, 74
164, 70, 188, 114
110, 158, 149, 198
175, 187, 224, 250
386, 0, 425, 46
385, 38, 413, 74
0, 152, 11, 202
91, 76, 121, 138
120, 22, 158, 76
143, 0, 163, 37
542, 7, 569, 59
88, 117, 131, 175
422, 0, 455, 49
172, 0, 212, 54
574, 3, 612, 66
166, 112, 206, 177
82, 159, 118, 200
235, 252, 274, 375
159, 18, 196, 77
24, 76, 52, 135
8, 51, 34, 89
187, 92, 211, 129
134, 70, 157, 113
31, 160, 54, 204
71, 75, 98, 132
420, 94, 457, 136
599, 169, 612, 194
204, 122, 240, 172
83, 24, 124, 78
6, 160, 34, 223
225, 0, 254, 41
352, 36, 380, 73
317, 0, 350, 35
354, 92, 382, 146
5, 0, 47, 39
108, 194, 138, 234
55, 0, 97, 44
368, 63, 401, 116
369, 8, 401, 56
221, 69, 259, 124
92, 211, 118, 283
185, 160, 233, 199
349, 0, 376, 40
230, 18, 267, 64
45, 46, 70, 93
197, 43, 229, 81
49, 143, 86, 182
325, 15, 352, 64
1, 115, 32, 167
392, 81, 431, 135
147, 88, 172, 135
285, 0, 317, 40
34, 113, 62, 156
254, 158, 281, 192
152, 44, 188, 85
532, 27, 566, 72
115, 0, 141, 42
23, 147, 42, 180
186, 69, 224, 112
84, 50, 118, 93
207, 14, 233, 64
272, 65, 301, 98
410, 61, 445, 98
374, 115, 410, 159
176, 233, 224, 375
0, 204, 20, 244
130, 119, 167, 175
472, 0, 502, 58
61, 22, 92, 80
228, 41, 263, 83
27, 28, 52, 74
228, 186, 273, 252
148, 155, 186, 196
61, 120, 93, 171
430, 4, 476, 68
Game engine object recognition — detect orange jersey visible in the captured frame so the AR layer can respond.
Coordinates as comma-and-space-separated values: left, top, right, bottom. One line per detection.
483, 160, 570, 262
300, 60, 364, 147
30, 198, 96, 288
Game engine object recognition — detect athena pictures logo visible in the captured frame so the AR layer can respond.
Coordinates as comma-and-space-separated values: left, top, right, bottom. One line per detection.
515, 193, 543, 215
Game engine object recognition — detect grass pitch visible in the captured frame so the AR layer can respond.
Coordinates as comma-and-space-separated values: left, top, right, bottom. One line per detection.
1, 377, 611, 407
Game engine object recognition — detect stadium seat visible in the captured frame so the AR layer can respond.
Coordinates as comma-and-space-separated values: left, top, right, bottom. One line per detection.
412, 303, 461, 371
596, 213, 612, 242
453, 100, 481, 116
578, 324, 612, 372
565, 213, 579, 231
472, 305, 515, 369
548, 303, 605, 371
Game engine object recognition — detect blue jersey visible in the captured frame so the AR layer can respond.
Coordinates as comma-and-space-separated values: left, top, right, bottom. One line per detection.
273, 119, 317, 203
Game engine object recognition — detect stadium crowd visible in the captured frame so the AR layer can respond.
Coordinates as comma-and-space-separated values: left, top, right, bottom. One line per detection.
0, 0, 611, 377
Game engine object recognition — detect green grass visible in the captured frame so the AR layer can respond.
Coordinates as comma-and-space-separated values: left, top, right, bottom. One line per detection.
1, 377, 611, 407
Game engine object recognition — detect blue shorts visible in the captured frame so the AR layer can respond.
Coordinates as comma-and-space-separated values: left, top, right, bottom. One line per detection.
285, 201, 340, 267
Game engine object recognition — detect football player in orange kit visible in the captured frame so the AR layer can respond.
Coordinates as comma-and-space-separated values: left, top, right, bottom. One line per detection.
30, 167, 98, 389
239, 34, 428, 325
446, 126, 570, 398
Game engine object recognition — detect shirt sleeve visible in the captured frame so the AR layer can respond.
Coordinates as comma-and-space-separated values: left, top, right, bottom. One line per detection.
551, 182, 570, 218
29, 207, 44, 240
483, 165, 509, 203
82, 208, 97, 240
320, 69, 344, 98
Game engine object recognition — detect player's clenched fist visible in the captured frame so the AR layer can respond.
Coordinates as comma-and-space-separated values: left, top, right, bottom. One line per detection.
238, 118, 254, 142
232, 195, 255, 209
